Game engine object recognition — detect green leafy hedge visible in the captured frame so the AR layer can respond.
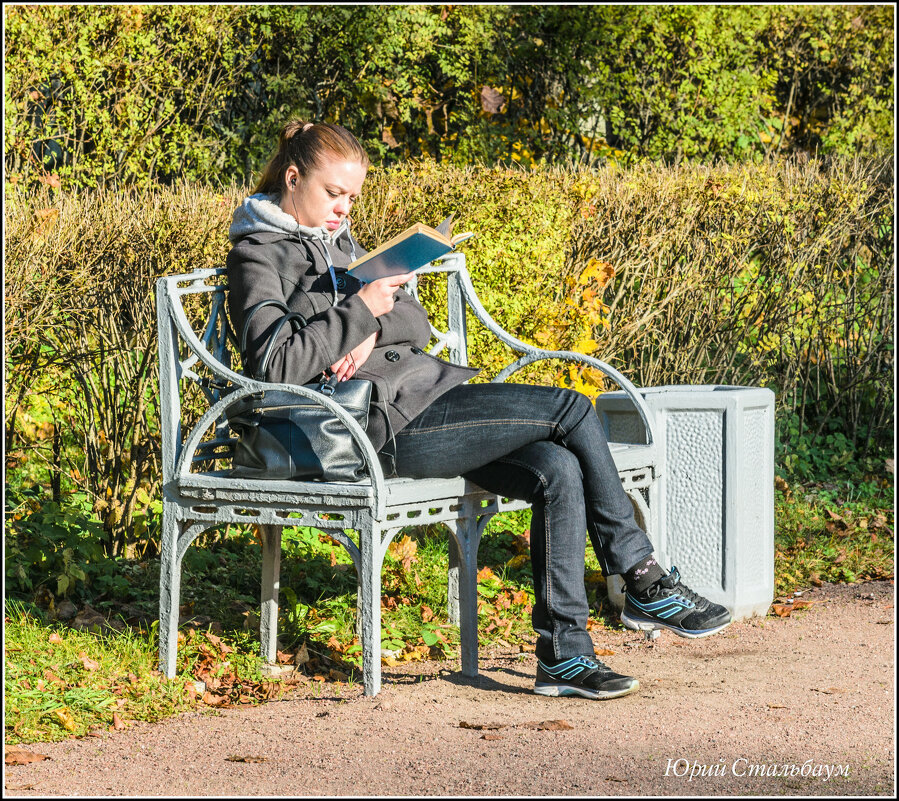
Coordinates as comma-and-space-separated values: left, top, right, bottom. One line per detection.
5, 5, 894, 190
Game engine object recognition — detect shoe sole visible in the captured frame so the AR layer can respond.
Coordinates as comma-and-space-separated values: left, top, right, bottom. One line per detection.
620, 610, 733, 639
533, 679, 639, 700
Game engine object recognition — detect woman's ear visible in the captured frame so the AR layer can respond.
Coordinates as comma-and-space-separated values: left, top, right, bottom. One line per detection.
284, 165, 300, 191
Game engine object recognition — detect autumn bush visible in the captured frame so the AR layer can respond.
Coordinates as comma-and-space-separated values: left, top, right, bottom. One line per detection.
5, 156, 893, 570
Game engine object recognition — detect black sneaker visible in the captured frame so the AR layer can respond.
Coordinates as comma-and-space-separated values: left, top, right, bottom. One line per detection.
621, 566, 732, 638
534, 655, 639, 700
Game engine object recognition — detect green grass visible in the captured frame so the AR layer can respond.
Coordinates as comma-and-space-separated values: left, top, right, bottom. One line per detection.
772, 475, 893, 595
4, 600, 193, 743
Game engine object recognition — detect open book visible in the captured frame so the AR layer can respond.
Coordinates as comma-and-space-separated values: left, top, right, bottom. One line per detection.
347, 215, 474, 283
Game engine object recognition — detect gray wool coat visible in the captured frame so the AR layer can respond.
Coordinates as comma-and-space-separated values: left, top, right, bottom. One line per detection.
225, 194, 478, 453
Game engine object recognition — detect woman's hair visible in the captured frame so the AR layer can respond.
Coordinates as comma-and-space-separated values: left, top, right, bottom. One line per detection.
253, 120, 369, 195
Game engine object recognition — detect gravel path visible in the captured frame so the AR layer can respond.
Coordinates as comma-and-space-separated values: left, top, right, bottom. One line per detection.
4, 580, 894, 797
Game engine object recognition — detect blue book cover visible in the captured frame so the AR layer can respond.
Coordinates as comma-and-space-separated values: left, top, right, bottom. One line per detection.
348, 220, 473, 283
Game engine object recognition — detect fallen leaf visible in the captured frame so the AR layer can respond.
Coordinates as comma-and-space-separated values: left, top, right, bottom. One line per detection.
606, 775, 627, 782
226, 755, 267, 763
770, 599, 815, 617
767, 703, 788, 709
48, 632, 63, 645
520, 719, 573, 731
204, 632, 234, 654
112, 713, 126, 730
594, 648, 615, 657
202, 691, 230, 707
481, 734, 503, 741
811, 687, 846, 694
388, 534, 418, 571
51, 707, 77, 731
78, 651, 100, 671
5, 746, 50, 766
294, 643, 311, 667
459, 721, 506, 730
421, 604, 435, 622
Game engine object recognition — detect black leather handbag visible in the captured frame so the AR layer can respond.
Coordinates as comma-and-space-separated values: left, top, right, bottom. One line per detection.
227, 299, 373, 482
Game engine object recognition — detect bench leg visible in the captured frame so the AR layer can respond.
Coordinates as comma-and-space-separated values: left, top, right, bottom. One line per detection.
259, 524, 282, 663
158, 508, 183, 679
358, 522, 383, 696
447, 533, 461, 627
450, 517, 481, 678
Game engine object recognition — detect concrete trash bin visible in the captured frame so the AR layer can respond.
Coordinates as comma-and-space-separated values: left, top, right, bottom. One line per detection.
596, 385, 775, 621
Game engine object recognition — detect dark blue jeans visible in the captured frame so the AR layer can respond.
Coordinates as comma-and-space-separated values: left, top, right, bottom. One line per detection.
382, 383, 654, 663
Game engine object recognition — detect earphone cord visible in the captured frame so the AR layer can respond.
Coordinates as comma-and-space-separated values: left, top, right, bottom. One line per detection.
289, 184, 341, 307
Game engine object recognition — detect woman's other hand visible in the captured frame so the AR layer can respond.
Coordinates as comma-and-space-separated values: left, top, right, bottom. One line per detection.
357, 272, 415, 317
330, 331, 378, 381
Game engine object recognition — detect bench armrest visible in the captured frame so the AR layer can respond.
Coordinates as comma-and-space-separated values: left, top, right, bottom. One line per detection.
437, 254, 657, 447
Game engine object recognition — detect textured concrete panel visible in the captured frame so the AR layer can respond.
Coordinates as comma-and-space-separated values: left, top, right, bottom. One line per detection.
665, 410, 724, 590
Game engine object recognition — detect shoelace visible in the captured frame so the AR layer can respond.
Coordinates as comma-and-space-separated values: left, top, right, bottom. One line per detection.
579, 655, 613, 673
648, 567, 705, 606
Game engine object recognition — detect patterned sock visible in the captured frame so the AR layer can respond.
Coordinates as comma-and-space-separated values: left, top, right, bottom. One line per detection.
624, 556, 667, 595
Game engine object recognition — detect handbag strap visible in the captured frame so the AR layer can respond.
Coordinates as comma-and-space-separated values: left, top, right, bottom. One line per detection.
257, 312, 309, 381
239, 299, 309, 381
239, 299, 290, 356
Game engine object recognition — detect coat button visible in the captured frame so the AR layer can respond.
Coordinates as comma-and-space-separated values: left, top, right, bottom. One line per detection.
385, 350, 400, 362
411, 347, 424, 355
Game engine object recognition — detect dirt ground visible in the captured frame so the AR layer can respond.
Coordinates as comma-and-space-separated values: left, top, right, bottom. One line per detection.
4, 579, 895, 797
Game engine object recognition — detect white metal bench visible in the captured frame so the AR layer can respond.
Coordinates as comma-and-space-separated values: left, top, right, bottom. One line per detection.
156, 253, 659, 695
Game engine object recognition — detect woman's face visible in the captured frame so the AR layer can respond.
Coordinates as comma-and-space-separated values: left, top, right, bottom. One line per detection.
281, 156, 367, 231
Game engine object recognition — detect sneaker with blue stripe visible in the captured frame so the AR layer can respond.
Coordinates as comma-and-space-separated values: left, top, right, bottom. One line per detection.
534, 655, 639, 700
621, 566, 732, 638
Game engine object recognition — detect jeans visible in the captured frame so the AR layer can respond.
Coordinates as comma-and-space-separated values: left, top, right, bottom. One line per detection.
382, 382, 654, 663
